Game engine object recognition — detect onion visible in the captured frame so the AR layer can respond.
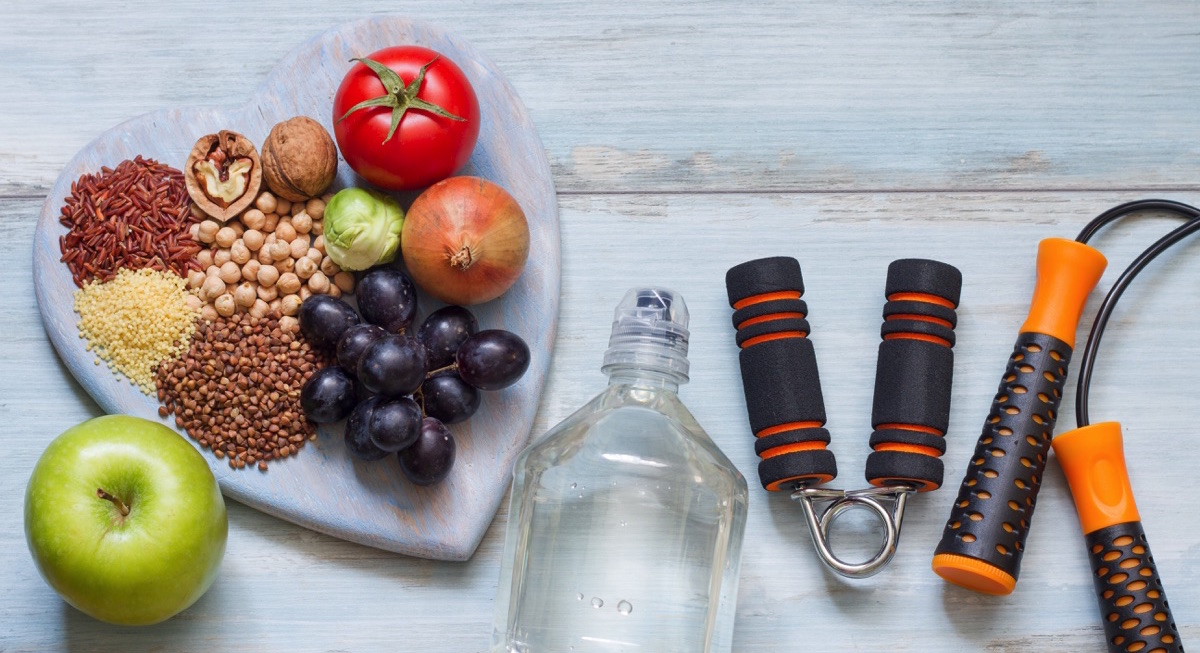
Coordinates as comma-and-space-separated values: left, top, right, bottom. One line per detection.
401, 177, 530, 305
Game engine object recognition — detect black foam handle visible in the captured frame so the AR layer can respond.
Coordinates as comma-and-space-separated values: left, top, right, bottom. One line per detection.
727, 257, 836, 492
1086, 522, 1183, 653
866, 259, 960, 492
933, 331, 1072, 584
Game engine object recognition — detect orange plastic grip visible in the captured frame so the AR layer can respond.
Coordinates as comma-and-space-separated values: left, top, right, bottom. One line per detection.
1019, 238, 1108, 348
1051, 421, 1140, 535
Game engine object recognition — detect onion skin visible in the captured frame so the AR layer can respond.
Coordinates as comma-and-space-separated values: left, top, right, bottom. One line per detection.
401, 176, 530, 305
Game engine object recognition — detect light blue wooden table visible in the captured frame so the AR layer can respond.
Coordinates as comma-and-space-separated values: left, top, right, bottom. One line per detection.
3, 2, 1199, 651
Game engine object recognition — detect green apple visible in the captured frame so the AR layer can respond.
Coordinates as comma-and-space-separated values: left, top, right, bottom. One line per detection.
24, 414, 227, 625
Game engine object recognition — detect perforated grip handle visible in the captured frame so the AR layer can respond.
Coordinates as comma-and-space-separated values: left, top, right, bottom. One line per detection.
1053, 422, 1184, 653
727, 257, 836, 491
932, 238, 1107, 595
1086, 523, 1183, 653
866, 259, 961, 492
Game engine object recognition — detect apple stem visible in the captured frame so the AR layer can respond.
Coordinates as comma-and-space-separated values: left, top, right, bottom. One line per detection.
96, 488, 130, 517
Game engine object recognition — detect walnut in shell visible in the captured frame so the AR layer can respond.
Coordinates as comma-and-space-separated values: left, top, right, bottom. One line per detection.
185, 130, 263, 222
261, 116, 338, 202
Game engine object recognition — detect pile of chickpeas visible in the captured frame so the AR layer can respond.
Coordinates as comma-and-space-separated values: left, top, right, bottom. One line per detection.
186, 189, 355, 329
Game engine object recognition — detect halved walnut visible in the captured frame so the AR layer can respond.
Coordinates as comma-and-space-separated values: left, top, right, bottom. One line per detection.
184, 130, 262, 222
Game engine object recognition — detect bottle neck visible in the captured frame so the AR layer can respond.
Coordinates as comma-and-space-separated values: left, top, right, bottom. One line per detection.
605, 365, 682, 392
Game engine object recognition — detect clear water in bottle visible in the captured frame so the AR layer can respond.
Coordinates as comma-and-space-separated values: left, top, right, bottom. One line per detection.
492, 288, 749, 653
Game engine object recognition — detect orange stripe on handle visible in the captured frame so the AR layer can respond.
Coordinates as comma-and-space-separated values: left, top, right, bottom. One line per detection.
741, 331, 808, 349
875, 442, 943, 458
760, 441, 827, 459
736, 311, 807, 330
885, 313, 954, 329
732, 290, 803, 310
756, 421, 824, 438
883, 332, 952, 348
876, 422, 944, 436
887, 292, 957, 309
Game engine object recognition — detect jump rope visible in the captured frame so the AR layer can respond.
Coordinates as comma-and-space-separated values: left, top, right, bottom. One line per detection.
727, 199, 1199, 652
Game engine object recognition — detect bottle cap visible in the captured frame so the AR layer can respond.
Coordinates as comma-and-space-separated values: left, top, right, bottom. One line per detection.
601, 288, 690, 382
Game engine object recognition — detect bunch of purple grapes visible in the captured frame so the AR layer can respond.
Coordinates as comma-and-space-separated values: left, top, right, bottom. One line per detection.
298, 268, 531, 485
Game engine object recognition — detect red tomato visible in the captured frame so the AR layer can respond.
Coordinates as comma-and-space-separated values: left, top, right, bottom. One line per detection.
332, 46, 481, 191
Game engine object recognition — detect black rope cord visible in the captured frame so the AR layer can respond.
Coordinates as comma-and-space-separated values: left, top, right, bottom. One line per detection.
1073, 199, 1200, 427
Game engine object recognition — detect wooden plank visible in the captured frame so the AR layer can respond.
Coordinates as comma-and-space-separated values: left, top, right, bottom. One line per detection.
27, 17, 561, 561
5, 190, 1200, 650
2, 2, 1199, 196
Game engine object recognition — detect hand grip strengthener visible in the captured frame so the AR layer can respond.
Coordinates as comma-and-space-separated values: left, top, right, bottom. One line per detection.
726, 256, 962, 578
934, 199, 1199, 653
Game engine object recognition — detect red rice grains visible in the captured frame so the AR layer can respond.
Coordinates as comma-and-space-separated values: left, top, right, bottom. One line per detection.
156, 313, 327, 471
59, 156, 201, 287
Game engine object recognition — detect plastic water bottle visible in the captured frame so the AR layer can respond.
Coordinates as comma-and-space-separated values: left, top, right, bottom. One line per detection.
492, 288, 749, 653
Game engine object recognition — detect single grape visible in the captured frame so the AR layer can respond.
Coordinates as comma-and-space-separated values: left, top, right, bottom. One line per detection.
421, 372, 481, 424
455, 330, 531, 390
417, 305, 478, 369
299, 295, 360, 351
369, 397, 422, 452
300, 366, 357, 423
358, 335, 428, 396
356, 268, 418, 333
344, 396, 390, 461
398, 417, 456, 485
337, 323, 387, 373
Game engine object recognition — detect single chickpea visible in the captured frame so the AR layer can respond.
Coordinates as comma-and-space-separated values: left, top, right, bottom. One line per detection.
312, 235, 325, 254
257, 246, 274, 265
214, 293, 236, 317
249, 298, 270, 319
226, 282, 239, 296
188, 222, 201, 241
306, 247, 323, 263
233, 282, 257, 308
275, 221, 297, 243
274, 257, 295, 274
242, 229, 265, 251
280, 294, 303, 316
242, 209, 266, 231
299, 286, 313, 302
206, 264, 221, 277
196, 249, 214, 268
304, 199, 326, 220
321, 192, 334, 204
264, 232, 277, 246
327, 284, 342, 299
256, 283, 278, 302
334, 271, 356, 294
277, 272, 302, 295
200, 304, 219, 322
219, 261, 242, 284
187, 269, 206, 290
320, 256, 340, 276
307, 270, 330, 294
311, 220, 324, 236
263, 213, 280, 233
279, 315, 300, 333
294, 256, 317, 280
214, 248, 232, 267
268, 298, 283, 314
274, 198, 292, 215
290, 200, 305, 217
255, 192, 278, 214
257, 265, 280, 288
289, 238, 309, 260
214, 227, 237, 249
292, 211, 313, 234
230, 240, 251, 265
197, 220, 219, 243
185, 294, 203, 311
232, 220, 247, 234
270, 242, 291, 262
242, 259, 261, 282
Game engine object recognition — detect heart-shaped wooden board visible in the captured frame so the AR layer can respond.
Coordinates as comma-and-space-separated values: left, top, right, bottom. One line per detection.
32, 17, 559, 561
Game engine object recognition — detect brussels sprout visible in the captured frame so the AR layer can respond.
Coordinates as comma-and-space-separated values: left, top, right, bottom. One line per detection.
323, 188, 404, 271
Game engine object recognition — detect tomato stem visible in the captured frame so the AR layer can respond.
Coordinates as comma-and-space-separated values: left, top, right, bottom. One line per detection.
337, 56, 466, 145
